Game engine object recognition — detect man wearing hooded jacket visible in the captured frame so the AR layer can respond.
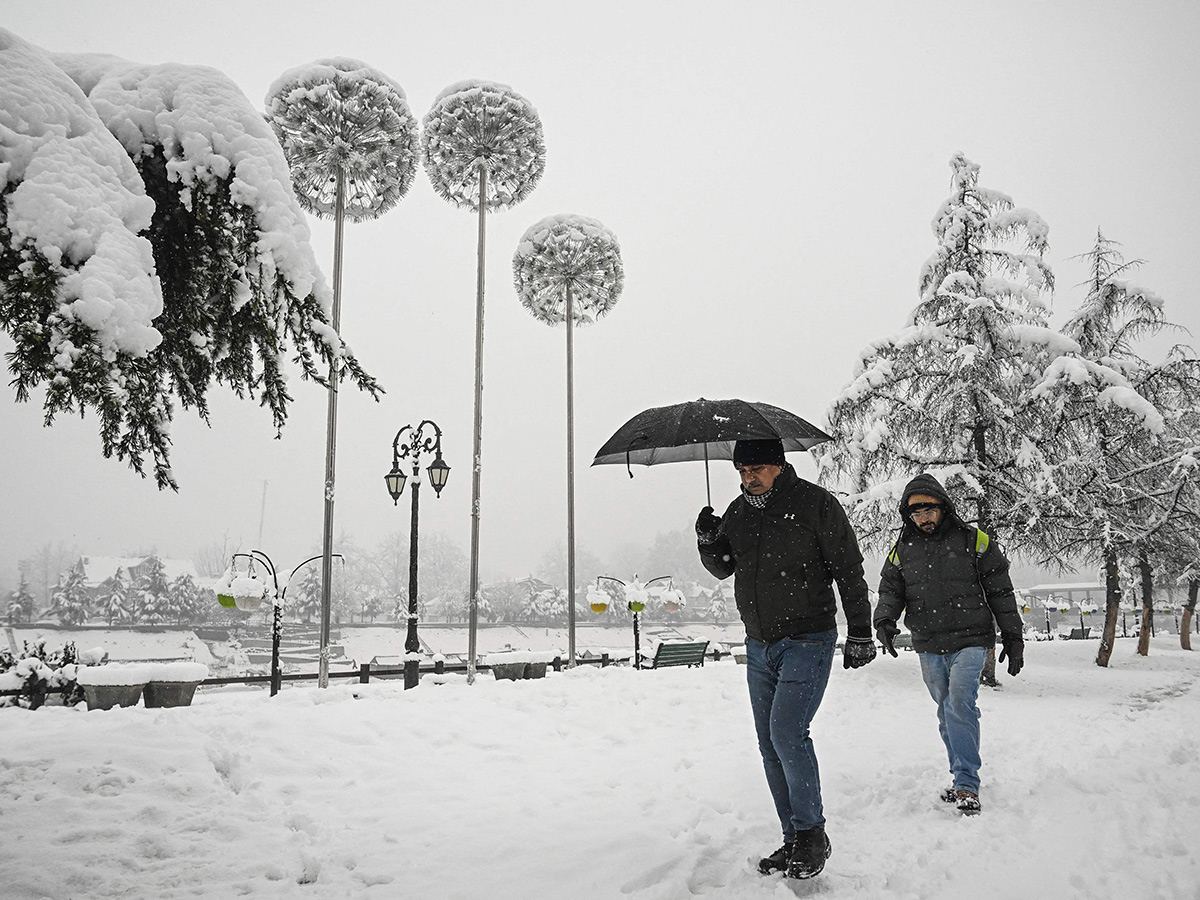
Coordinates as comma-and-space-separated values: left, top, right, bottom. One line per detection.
695, 438, 875, 880
874, 473, 1025, 815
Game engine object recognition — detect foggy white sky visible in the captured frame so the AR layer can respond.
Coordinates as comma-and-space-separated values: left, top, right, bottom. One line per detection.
3, 0, 1199, 589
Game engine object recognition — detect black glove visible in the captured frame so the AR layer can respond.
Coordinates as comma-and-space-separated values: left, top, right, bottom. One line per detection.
843, 636, 877, 669
695, 506, 721, 544
998, 638, 1024, 677
875, 620, 900, 657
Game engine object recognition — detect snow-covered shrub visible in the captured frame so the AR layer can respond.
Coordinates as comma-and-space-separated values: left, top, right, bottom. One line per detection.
0, 640, 86, 709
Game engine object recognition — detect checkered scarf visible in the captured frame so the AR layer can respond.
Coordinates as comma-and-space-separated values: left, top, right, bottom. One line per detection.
743, 486, 774, 509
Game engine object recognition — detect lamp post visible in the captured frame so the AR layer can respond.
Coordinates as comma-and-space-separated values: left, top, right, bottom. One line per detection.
386, 420, 451, 689
229, 550, 332, 696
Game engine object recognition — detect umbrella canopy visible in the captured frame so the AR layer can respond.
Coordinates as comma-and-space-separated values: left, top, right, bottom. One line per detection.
591, 397, 832, 503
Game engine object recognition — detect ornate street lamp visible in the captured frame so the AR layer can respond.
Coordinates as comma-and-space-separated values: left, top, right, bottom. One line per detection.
386, 420, 450, 689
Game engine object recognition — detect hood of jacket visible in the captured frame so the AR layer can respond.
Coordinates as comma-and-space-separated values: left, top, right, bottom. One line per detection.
898, 473, 958, 532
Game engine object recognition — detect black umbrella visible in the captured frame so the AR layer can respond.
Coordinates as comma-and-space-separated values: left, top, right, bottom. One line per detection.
591, 397, 833, 504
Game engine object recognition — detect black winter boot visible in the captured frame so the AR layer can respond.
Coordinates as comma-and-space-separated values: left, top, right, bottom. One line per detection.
786, 826, 831, 879
757, 840, 795, 875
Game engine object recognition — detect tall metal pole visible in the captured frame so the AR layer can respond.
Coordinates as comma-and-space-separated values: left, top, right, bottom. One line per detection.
405, 465, 421, 690
467, 166, 487, 685
257, 480, 268, 550
318, 169, 346, 689
565, 283, 576, 667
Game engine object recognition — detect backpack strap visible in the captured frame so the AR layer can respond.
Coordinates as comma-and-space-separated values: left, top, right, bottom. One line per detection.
890, 527, 988, 570
972, 526, 990, 556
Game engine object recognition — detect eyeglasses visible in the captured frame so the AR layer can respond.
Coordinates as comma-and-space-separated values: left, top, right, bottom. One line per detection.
905, 502, 944, 518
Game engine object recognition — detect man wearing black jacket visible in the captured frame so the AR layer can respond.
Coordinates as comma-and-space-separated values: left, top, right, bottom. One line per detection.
695, 439, 875, 880
874, 473, 1025, 815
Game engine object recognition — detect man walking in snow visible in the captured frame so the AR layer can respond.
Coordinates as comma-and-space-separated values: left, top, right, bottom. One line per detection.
873, 473, 1025, 815
695, 439, 876, 880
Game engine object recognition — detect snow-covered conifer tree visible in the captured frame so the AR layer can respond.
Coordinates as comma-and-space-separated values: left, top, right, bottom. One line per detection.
131, 555, 172, 625
47, 562, 90, 626
820, 153, 1062, 555
169, 573, 204, 625
707, 589, 729, 623
98, 567, 129, 626
1028, 232, 1200, 665
289, 566, 322, 624
7, 572, 37, 624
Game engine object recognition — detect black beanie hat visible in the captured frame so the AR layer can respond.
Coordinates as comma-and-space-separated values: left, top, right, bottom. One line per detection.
733, 438, 785, 467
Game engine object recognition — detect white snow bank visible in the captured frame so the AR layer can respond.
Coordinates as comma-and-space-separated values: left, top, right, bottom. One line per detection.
2, 638, 1197, 899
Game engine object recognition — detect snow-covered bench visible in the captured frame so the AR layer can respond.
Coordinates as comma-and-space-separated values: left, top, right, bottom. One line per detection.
644, 640, 709, 669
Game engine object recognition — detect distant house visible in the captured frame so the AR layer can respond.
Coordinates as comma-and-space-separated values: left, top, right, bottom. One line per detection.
1024, 583, 1105, 608
75, 556, 204, 593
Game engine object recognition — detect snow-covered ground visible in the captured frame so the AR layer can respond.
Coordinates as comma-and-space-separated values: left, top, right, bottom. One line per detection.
2, 637, 1198, 900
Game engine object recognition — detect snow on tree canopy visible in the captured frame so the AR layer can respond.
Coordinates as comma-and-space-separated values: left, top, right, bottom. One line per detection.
422, 79, 546, 212
64, 53, 329, 311
0, 29, 163, 362
1, 32, 381, 489
513, 213, 624, 326
265, 58, 418, 221
820, 153, 1061, 553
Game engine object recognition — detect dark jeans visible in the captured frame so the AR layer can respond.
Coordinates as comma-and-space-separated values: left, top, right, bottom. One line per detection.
745, 630, 837, 839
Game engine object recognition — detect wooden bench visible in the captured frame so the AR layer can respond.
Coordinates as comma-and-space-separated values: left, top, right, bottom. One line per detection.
1066, 627, 1090, 640
646, 640, 710, 669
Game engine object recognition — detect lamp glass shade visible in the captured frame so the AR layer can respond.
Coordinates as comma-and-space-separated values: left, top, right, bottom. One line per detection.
427, 455, 451, 496
385, 466, 407, 503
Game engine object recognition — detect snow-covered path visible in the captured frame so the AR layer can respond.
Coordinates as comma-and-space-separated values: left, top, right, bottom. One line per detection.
2, 638, 1198, 899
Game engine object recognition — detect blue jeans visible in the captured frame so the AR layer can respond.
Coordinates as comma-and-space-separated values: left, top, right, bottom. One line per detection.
918, 646, 986, 794
745, 630, 836, 839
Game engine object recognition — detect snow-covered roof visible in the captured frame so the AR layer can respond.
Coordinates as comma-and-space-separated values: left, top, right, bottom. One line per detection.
77, 555, 200, 587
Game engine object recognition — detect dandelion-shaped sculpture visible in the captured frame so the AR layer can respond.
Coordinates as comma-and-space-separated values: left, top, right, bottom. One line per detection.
266, 58, 418, 688
423, 79, 546, 683
514, 214, 624, 666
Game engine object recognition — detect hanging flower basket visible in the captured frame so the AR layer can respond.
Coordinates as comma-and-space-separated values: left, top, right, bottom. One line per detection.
587, 587, 608, 614
231, 574, 268, 611
213, 567, 238, 608
663, 588, 687, 614
626, 587, 647, 613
